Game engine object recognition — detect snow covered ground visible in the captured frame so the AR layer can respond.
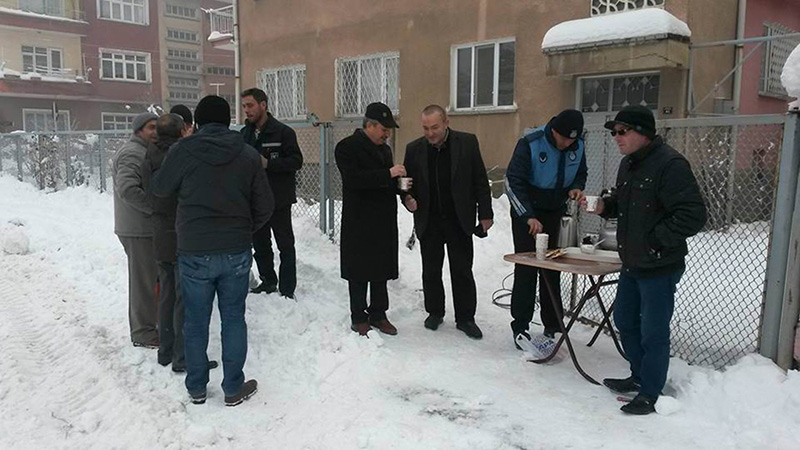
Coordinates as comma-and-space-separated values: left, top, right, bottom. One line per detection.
1, 175, 799, 449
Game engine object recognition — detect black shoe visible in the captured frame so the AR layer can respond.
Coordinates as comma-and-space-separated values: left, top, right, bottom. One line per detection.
250, 282, 277, 294
603, 376, 641, 394
456, 321, 483, 339
157, 353, 172, 366
189, 391, 207, 405
424, 314, 443, 331
620, 393, 657, 415
133, 340, 159, 349
225, 379, 258, 407
514, 331, 531, 350
280, 292, 295, 300
172, 360, 219, 373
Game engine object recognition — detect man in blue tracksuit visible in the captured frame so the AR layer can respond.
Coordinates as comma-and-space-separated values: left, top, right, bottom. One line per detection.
505, 109, 587, 348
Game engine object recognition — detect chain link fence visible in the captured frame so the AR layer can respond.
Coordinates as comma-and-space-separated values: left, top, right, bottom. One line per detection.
568, 115, 786, 368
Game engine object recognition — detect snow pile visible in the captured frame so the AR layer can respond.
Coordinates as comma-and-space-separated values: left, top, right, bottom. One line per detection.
542, 8, 691, 51
2, 223, 29, 255
208, 31, 233, 42
781, 43, 800, 110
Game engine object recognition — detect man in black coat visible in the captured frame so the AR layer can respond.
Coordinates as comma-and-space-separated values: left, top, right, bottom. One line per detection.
335, 102, 405, 336
241, 87, 303, 299
583, 105, 706, 415
401, 105, 493, 339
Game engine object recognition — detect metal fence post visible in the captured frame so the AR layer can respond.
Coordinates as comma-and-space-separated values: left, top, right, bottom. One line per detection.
326, 123, 335, 236
318, 123, 328, 235
64, 134, 72, 187
761, 111, 800, 362
15, 135, 24, 182
99, 134, 107, 193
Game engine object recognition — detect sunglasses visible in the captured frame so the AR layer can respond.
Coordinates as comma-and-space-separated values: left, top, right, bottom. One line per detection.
610, 128, 631, 137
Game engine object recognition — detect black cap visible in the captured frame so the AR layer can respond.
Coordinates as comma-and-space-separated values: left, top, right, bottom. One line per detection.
364, 102, 399, 129
550, 109, 584, 140
194, 95, 231, 127
604, 105, 656, 139
170, 104, 193, 125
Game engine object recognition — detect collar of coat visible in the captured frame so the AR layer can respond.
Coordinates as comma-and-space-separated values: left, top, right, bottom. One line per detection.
629, 135, 664, 164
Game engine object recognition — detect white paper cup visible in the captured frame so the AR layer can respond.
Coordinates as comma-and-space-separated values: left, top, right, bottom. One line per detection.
535, 233, 549, 259
398, 177, 412, 191
585, 195, 600, 212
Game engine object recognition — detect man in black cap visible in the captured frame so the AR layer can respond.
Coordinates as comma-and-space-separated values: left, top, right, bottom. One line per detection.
505, 109, 587, 349
401, 104, 493, 339
152, 95, 274, 407
334, 102, 404, 336
170, 104, 194, 136
240, 87, 303, 299
583, 105, 706, 415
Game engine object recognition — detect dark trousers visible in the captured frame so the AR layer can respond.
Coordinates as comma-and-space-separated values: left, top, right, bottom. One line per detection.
118, 236, 159, 344
420, 215, 477, 323
510, 210, 564, 335
253, 205, 296, 296
178, 250, 251, 397
348, 280, 388, 324
614, 267, 684, 398
157, 261, 184, 368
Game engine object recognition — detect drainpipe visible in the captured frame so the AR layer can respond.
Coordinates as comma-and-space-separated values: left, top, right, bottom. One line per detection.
233, 0, 241, 124
732, 0, 746, 114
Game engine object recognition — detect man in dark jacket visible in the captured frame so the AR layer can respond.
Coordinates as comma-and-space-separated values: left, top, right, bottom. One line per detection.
585, 105, 706, 415
241, 88, 303, 299
152, 95, 274, 407
335, 102, 405, 336
170, 104, 194, 136
401, 105, 493, 339
505, 109, 587, 347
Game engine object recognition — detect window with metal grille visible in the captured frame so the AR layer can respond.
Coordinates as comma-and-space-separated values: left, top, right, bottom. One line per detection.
23, 109, 70, 132
21, 46, 62, 75
165, 4, 196, 19
101, 113, 137, 130
98, 0, 147, 25
590, 0, 664, 16
167, 48, 199, 61
100, 49, 150, 82
19, 0, 64, 17
579, 73, 660, 112
336, 52, 399, 117
258, 65, 307, 120
760, 22, 800, 99
167, 28, 198, 43
452, 38, 515, 111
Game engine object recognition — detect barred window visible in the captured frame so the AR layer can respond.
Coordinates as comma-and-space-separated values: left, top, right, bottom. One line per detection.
167, 28, 198, 43
98, 0, 147, 25
23, 109, 70, 132
258, 65, 307, 120
336, 52, 399, 117
165, 4, 196, 19
761, 22, 800, 99
101, 113, 137, 130
167, 48, 199, 60
168, 62, 199, 73
100, 49, 150, 82
168, 76, 199, 87
19, 0, 64, 17
453, 39, 515, 110
579, 73, 660, 113
206, 66, 235, 76
21, 46, 62, 75
169, 91, 199, 100
590, 0, 664, 16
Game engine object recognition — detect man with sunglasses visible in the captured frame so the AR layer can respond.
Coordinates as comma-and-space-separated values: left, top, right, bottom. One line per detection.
583, 105, 706, 415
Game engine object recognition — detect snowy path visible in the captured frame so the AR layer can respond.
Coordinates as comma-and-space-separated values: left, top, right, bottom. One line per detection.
1, 176, 799, 449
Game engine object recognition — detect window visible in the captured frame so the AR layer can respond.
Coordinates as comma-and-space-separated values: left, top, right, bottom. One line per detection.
19, 0, 64, 17
165, 4, 196, 19
206, 66, 234, 76
23, 109, 70, 132
169, 90, 199, 101
590, 0, 664, 16
168, 76, 199, 88
168, 62, 199, 73
258, 65, 307, 120
100, 49, 150, 82
452, 39, 515, 111
21, 46, 62, 75
101, 113, 137, 130
579, 73, 660, 113
761, 23, 800, 99
167, 48, 199, 61
98, 0, 147, 25
336, 52, 399, 117
167, 28, 198, 44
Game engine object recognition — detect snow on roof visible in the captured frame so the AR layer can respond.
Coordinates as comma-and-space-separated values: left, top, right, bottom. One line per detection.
542, 8, 691, 52
208, 31, 233, 42
781, 42, 800, 110
0, 6, 88, 24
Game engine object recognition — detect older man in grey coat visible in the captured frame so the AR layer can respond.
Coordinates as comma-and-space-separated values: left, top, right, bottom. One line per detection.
113, 112, 159, 347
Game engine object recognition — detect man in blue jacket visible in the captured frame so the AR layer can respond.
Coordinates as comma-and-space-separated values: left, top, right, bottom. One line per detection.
505, 109, 587, 348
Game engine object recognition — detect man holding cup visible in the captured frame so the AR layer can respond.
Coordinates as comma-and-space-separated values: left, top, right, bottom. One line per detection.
335, 102, 404, 336
505, 109, 587, 348
583, 105, 706, 415
401, 105, 493, 339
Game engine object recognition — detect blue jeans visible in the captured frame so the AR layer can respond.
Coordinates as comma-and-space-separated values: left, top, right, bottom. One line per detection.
178, 250, 252, 397
614, 267, 684, 398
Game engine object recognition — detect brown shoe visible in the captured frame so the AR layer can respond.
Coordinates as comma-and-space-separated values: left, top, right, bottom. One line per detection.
369, 318, 398, 336
350, 322, 371, 336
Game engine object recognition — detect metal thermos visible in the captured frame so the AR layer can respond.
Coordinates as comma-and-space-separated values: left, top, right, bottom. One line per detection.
599, 218, 618, 250
557, 199, 579, 248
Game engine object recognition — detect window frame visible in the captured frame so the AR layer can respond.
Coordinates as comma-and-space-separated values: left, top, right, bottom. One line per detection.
335, 51, 400, 118
21, 45, 63, 75
166, 28, 199, 44
99, 48, 151, 83
23, 108, 71, 132
164, 3, 197, 20
101, 112, 138, 131
257, 64, 307, 121
97, 0, 149, 26
575, 71, 661, 113
760, 22, 799, 100
18, 0, 65, 17
450, 37, 516, 113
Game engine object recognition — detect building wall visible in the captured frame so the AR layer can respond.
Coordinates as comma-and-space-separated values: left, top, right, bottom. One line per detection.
0, 25, 83, 75
159, 0, 204, 109
740, 0, 800, 115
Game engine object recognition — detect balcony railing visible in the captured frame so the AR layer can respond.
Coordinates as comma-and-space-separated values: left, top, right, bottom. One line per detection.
207, 5, 233, 36
0, 0, 86, 21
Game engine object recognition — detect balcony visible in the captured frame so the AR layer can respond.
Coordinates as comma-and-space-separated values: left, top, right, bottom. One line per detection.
0, 0, 86, 21
205, 5, 234, 51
